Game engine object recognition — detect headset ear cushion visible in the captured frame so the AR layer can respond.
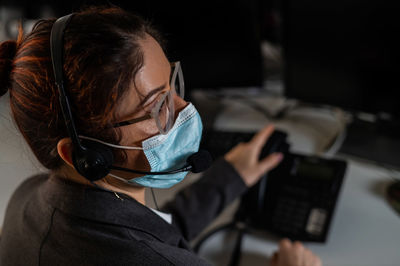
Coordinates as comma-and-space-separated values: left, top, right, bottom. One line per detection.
72, 140, 114, 182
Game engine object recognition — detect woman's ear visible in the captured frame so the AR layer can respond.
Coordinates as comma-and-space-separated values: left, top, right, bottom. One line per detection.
57, 138, 74, 168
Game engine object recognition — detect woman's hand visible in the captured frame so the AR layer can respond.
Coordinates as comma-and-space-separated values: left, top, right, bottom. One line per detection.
270, 239, 322, 266
224, 125, 283, 187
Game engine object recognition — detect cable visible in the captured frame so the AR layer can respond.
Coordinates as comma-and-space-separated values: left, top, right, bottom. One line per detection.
193, 222, 236, 253
193, 221, 249, 266
150, 188, 159, 211
90, 181, 124, 201
227, 222, 247, 266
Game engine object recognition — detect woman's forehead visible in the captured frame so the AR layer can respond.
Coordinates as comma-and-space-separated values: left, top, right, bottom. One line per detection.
115, 35, 170, 119
139, 35, 170, 78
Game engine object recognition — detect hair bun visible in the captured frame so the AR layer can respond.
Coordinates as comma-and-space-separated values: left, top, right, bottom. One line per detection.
0, 40, 17, 96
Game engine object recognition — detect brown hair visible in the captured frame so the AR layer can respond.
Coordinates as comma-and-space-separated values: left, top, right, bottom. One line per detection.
0, 6, 163, 170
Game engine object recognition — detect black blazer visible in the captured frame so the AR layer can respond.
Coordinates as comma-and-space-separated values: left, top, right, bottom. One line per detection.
0, 158, 247, 265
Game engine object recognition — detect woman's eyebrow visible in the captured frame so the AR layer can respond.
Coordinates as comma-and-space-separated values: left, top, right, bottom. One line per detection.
139, 84, 167, 106
119, 84, 167, 121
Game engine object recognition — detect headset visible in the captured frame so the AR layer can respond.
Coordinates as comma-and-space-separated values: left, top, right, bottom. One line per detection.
50, 14, 211, 182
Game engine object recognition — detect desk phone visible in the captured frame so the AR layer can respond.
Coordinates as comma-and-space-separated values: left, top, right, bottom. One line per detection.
237, 152, 347, 242
200, 128, 347, 242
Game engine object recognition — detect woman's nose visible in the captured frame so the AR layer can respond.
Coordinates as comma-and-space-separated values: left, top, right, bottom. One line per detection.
175, 94, 188, 111
173, 94, 188, 120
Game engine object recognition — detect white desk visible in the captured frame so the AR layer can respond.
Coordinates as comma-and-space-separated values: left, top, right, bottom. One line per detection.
189, 156, 400, 266
169, 90, 400, 266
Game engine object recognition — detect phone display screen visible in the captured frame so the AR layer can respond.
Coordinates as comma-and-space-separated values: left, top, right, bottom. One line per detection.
296, 161, 335, 180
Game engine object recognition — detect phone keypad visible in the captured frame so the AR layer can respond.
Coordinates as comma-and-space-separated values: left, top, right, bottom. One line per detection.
271, 196, 311, 235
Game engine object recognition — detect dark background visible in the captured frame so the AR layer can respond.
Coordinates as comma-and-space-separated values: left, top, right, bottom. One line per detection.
0, 0, 271, 92
2, 0, 400, 166
1, 0, 400, 117
281, 0, 400, 117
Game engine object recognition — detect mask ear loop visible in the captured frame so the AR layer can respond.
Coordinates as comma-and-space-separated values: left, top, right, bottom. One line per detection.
78, 135, 143, 150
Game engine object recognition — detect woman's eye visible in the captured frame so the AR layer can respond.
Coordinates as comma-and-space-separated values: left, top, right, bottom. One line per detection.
143, 94, 164, 114
143, 103, 155, 113
159, 98, 167, 110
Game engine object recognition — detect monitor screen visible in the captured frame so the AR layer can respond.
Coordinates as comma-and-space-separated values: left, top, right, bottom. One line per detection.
145, 0, 264, 91
1, 0, 264, 92
61, 0, 264, 91
281, 0, 400, 117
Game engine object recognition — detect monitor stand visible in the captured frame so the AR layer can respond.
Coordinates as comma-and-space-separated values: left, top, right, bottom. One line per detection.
339, 118, 400, 169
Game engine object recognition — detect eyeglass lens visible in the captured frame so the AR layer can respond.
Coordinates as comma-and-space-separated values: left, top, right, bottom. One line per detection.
154, 62, 184, 134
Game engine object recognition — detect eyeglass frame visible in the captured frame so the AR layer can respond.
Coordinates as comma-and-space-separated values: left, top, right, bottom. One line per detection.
111, 61, 185, 135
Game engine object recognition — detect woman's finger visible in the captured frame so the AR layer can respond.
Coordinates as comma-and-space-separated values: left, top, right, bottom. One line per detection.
269, 251, 279, 266
257, 152, 283, 176
279, 238, 292, 251
249, 124, 275, 155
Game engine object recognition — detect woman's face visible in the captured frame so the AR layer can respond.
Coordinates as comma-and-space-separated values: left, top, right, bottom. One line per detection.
111, 34, 187, 174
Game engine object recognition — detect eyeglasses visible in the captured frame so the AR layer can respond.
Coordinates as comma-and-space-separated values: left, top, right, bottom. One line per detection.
112, 61, 185, 135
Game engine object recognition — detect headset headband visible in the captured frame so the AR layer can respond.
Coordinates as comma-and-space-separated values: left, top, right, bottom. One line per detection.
50, 14, 114, 181
50, 14, 85, 152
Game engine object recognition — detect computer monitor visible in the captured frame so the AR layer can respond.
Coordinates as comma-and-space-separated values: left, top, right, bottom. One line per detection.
24, 0, 265, 93
137, 0, 264, 92
280, 0, 400, 167
282, 0, 400, 116
3, 0, 265, 94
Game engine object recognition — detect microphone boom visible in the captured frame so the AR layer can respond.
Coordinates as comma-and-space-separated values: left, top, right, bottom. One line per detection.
109, 150, 212, 175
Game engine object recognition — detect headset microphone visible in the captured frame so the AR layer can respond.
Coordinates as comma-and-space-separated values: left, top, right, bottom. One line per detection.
109, 149, 212, 175
186, 149, 213, 173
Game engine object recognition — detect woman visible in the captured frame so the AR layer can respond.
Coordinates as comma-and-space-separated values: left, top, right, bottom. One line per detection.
0, 6, 321, 266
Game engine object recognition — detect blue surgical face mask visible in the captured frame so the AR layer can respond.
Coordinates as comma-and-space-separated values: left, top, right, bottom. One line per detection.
82, 103, 203, 188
